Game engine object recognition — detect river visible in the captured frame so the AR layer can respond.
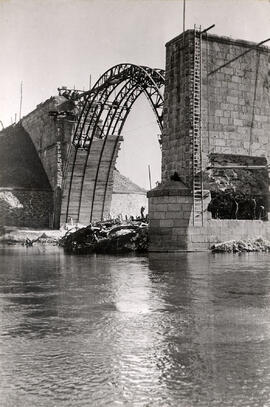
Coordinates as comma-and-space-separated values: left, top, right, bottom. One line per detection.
0, 246, 270, 406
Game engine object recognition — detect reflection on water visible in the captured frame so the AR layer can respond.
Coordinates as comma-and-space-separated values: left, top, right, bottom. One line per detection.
0, 246, 270, 406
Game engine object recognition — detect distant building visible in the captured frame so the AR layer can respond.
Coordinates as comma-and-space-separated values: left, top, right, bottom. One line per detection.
111, 169, 148, 219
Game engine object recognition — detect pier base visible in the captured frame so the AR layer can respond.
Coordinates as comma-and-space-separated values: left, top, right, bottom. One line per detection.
147, 182, 270, 252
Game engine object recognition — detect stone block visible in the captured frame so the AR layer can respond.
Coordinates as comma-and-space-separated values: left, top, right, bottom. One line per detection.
234, 118, 244, 126
153, 211, 166, 220
173, 218, 190, 227
172, 227, 186, 235
183, 211, 192, 220
149, 219, 160, 227
167, 203, 181, 211
154, 203, 168, 212
227, 96, 238, 104
190, 234, 209, 243
165, 210, 180, 219
215, 110, 223, 117
160, 219, 174, 228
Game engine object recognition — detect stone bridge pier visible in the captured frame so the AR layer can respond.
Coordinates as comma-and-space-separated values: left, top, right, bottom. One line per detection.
147, 30, 270, 251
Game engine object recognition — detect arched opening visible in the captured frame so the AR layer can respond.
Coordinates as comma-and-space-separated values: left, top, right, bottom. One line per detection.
61, 64, 164, 224
116, 95, 162, 188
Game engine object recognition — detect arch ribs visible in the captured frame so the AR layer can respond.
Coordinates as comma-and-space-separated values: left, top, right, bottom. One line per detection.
62, 63, 165, 223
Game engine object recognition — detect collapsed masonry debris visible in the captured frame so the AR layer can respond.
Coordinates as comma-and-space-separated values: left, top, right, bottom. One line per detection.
207, 190, 267, 220
59, 219, 149, 254
212, 238, 270, 253
205, 154, 269, 220
0, 216, 149, 252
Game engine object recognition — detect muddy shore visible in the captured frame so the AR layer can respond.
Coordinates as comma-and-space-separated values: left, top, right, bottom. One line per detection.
0, 226, 65, 245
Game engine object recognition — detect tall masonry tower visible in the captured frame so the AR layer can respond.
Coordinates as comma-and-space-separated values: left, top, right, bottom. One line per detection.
148, 28, 270, 251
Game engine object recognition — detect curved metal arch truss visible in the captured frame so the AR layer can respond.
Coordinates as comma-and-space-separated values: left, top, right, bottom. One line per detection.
65, 63, 165, 223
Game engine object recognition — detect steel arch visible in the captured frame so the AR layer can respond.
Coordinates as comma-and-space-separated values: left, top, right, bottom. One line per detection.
64, 63, 165, 223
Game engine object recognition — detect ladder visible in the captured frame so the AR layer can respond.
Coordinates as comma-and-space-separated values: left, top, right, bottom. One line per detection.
191, 26, 203, 226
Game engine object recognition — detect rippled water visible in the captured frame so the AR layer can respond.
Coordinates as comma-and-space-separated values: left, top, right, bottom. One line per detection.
0, 246, 270, 406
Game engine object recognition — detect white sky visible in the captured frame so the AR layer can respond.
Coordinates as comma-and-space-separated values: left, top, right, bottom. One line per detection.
0, 0, 269, 188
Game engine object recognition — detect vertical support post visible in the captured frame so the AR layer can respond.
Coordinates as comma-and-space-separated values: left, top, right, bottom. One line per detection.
19, 81, 23, 121
148, 165, 152, 190
183, 0, 186, 33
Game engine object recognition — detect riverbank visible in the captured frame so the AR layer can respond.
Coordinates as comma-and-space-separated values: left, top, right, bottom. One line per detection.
2, 225, 270, 254
0, 226, 65, 245
0, 219, 149, 253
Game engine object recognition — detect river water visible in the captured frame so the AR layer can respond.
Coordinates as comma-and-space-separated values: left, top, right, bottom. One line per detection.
0, 246, 270, 406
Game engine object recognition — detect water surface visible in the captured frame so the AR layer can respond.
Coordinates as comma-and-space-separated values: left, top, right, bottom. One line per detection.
0, 246, 270, 406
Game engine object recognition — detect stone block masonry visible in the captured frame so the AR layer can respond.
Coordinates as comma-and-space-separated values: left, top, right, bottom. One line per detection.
0, 188, 53, 228
149, 30, 270, 251
0, 124, 54, 228
202, 35, 270, 163
1, 95, 140, 228
162, 31, 270, 185
148, 181, 211, 251
21, 96, 74, 228
148, 183, 270, 251
60, 136, 121, 224
20, 96, 124, 226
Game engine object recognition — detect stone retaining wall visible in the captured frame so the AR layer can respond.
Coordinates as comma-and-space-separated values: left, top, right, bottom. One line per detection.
187, 219, 270, 251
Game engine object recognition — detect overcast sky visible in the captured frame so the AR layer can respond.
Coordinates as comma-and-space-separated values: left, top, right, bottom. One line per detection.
0, 0, 269, 188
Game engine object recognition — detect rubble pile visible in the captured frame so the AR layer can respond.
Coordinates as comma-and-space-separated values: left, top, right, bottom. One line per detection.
59, 219, 149, 254
212, 238, 270, 253
204, 157, 268, 220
